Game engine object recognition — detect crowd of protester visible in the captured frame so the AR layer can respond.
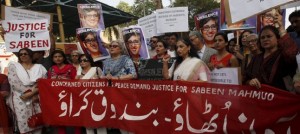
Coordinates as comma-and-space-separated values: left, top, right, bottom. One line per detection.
1, 9, 300, 134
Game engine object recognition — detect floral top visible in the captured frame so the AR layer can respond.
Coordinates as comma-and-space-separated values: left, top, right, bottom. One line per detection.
102, 55, 137, 78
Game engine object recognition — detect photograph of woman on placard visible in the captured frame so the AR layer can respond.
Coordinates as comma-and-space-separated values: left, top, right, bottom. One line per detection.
123, 27, 149, 66
77, 28, 109, 61
194, 9, 219, 48
77, 4, 105, 30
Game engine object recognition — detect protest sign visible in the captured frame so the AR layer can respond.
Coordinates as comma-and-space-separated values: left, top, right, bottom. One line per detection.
220, 0, 256, 31
77, 4, 105, 30
122, 26, 149, 60
225, 0, 292, 24
138, 14, 159, 38
210, 67, 241, 85
2, 19, 50, 52
138, 58, 175, 80
39, 79, 300, 134
76, 28, 110, 61
156, 7, 188, 33
194, 8, 220, 47
1, 5, 52, 24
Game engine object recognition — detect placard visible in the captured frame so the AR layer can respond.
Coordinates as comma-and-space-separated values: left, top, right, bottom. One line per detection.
156, 7, 188, 33
210, 67, 241, 85
2, 19, 50, 52
77, 4, 105, 30
138, 14, 158, 38
138, 58, 175, 80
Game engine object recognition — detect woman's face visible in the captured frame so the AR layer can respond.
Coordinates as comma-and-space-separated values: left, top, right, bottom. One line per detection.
260, 29, 277, 50
201, 19, 217, 42
241, 31, 251, 46
176, 41, 190, 58
228, 41, 236, 53
247, 35, 259, 52
84, 10, 99, 28
53, 53, 64, 65
262, 11, 275, 27
84, 34, 99, 53
214, 35, 227, 50
19, 50, 31, 63
128, 35, 141, 56
109, 42, 121, 55
155, 42, 167, 56
79, 56, 91, 69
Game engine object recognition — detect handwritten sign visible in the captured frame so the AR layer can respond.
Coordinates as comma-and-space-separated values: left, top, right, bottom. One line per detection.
39, 79, 300, 134
226, 0, 292, 23
156, 7, 188, 33
210, 67, 241, 85
2, 19, 50, 52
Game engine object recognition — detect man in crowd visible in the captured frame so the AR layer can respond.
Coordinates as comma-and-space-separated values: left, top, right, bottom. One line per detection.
189, 31, 216, 64
148, 36, 159, 58
167, 33, 178, 57
288, 10, 300, 47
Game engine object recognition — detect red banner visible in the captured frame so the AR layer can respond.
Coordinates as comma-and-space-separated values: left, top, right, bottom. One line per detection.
38, 79, 300, 134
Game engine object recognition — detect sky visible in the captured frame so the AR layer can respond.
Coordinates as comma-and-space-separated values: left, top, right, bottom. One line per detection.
98, 0, 171, 8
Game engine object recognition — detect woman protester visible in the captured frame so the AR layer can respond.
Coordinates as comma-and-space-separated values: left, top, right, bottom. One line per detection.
101, 40, 137, 80
47, 50, 79, 134
208, 33, 239, 70
75, 54, 104, 134
152, 40, 168, 59
162, 38, 210, 82
245, 12, 298, 91
0, 73, 10, 134
101, 40, 136, 134
7, 48, 47, 134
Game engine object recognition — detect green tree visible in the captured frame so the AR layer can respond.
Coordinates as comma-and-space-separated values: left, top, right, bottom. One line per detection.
116, 1, 133, 13
132, 0, 156, 18
103, 26, 119, 42
173, 0, 219, 30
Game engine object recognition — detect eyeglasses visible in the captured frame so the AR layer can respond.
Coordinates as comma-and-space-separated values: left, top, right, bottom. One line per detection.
71, 55, 79, 57
109, 45, 119, 48
84, 38, 97, 44
262, 14, 274, 20
79, 59, 89, 63
85, 14, 99, 19
202, 24, 217, 31
150, 40, 157, 44
247, 39, 258, 44
260, 35, 273, 40
189, 36, 198, 42
19, 53, 28, 56
128, 40, 140, 46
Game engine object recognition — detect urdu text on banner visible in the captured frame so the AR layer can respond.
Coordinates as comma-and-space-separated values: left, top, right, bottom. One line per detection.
39, 79, 300, 134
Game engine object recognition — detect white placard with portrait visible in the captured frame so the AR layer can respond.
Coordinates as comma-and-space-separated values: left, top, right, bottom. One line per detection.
156, 7, 189, 33
209, 67, 241, 85
228, 0, 292, 23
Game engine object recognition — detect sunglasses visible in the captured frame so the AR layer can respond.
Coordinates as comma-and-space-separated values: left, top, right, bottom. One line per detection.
109, 45, 119, 48
19, 53, 29, 56
79, 59, 89, 63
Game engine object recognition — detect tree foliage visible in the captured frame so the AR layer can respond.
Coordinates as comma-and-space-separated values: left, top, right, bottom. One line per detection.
116, 1, 133, 14
173, 0, 220, 30
132, 0, 156, 18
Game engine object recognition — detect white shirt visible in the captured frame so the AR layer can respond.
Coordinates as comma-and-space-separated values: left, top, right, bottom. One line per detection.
198, 45, 206, 59
167, 50, 176, 58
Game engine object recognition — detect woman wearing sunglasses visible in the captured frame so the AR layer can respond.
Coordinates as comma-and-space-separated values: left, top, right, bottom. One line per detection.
75, 54, 103, 134
101, 40, 137, 81
7, 48, 47, 134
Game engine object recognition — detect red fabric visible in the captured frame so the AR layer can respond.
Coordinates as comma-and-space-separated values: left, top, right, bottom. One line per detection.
0, 74, 10, 134
210, 53, 233, 67
48, 64, 76, 79
39, 79, 300, 134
